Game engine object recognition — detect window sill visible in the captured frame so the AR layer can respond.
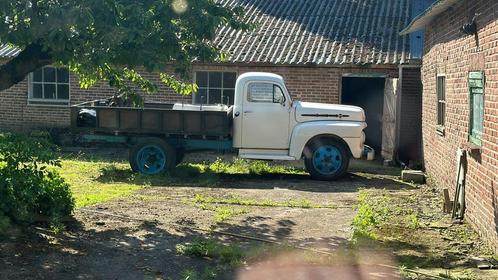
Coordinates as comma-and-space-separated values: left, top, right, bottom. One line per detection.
27, 101, 70, 107
436, 126, 445, 136
463, 141, 482, 152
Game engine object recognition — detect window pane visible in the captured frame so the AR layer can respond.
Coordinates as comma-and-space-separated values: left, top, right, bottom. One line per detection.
223, 72, 236, 88
208, 89, 222, 104
33, 84, 43, 98
273, 86, 285, 103
441, 77, 445, 99
57, 84, 69, 100
196, 72, 208, 87
44, 84, 56, 99
194, 88, 207, 104
209, 72, 222, 88
57, 68, 69, 83
223, 89, 234, 105
436, 76, 445, 126
44, 67, 56, 83
33, 68, 43, 82
441, 103, 445, 126
472, 94, 483, 135
248, 83, 273, 103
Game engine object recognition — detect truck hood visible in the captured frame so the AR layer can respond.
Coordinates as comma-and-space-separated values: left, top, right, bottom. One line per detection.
294, 101, 365, 123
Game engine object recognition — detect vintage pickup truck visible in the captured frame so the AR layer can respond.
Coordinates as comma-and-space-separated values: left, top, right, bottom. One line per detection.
72, 72, 373, 180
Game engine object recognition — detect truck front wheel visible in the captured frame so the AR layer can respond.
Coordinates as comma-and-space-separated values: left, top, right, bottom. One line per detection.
129, 138, 176, 175
304, 139, 350, 180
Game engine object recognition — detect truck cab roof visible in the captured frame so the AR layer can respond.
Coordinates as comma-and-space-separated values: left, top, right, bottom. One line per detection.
236, 72, 284, 84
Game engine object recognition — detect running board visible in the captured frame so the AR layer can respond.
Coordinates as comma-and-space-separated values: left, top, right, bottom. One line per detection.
239, 154, 296, 161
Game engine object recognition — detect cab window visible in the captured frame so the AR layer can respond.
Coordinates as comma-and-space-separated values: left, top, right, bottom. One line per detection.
247, 83, 285, 103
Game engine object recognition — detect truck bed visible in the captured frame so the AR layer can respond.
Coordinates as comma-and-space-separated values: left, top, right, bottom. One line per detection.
71, 100, 233, 138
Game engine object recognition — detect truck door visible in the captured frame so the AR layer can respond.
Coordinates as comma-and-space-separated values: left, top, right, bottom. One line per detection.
241, 82, 290, 149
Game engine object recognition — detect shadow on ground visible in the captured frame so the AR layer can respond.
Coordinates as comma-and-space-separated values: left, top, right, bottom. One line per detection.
0, 213, 359, 280
80, 147, 411, 193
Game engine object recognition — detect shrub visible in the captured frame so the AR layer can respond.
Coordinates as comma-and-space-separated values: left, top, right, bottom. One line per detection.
0, 132, 74, 228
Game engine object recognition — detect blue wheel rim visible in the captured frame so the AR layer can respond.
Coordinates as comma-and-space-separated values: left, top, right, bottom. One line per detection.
312, 145, 342, 175
136, 145, 166, 175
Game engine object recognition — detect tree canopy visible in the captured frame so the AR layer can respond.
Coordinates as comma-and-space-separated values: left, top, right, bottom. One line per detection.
0, 0, 247, 103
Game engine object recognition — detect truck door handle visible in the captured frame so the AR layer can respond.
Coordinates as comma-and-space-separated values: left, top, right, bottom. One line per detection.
244, 111, 253, 114
234, 111, 240, 117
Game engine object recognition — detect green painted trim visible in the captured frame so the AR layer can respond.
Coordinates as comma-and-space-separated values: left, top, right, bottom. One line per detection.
81, 134, 128, 144
181, 139, 234, 152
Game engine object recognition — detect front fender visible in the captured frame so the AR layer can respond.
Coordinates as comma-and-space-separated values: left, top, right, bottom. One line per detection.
289, 121, 367, 159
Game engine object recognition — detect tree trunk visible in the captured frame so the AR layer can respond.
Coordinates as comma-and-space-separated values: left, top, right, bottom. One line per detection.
0, 43, 53, 91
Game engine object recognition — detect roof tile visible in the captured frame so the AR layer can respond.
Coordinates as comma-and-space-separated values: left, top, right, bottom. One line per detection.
215, 0, 412, 65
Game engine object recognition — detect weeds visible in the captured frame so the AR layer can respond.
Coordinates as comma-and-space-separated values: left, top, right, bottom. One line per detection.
207, 158, 303, 175
213, 206, 248, 224
180, 269, 198, 280
176, 239, 244, 266
405, 214, 420, 230
49, 220, 66, 235
351, 189, 390, 240
200, 266, 218, 280
192, 193, 335, 209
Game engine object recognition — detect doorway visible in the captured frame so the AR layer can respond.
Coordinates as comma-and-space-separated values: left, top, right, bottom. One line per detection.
341, 77, 385, 154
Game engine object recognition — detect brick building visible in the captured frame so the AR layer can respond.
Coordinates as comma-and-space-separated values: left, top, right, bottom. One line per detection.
0, 0, 429, 162
402, 0, 498, 250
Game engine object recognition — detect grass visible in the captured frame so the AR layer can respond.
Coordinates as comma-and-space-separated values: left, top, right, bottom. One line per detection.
56, 159, 143, 208
194, 202, 248, 225
207, 158, 305, 175
192, 193, 336, 209
175, 239, 293, 278
189, 193, 335, 227
351, 189, 390, 240
176, 239, 245, 266
351, 188, 497, 280
56, 149, 307, 209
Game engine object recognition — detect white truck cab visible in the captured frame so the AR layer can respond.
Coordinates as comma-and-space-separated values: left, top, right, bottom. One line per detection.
232, 72, 370, 180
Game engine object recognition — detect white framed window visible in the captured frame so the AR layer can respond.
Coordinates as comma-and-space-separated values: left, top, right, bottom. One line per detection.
28, 66, 70, 106
194, 71, 236, 105
436, 74, 446, 135
468, 71, 485, 146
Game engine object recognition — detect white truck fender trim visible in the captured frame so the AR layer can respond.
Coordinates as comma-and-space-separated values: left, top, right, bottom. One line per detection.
288, 121, 367, 159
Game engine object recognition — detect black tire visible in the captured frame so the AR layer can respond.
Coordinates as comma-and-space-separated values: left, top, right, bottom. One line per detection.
304, 138, 350, 181
129, 138, 176, 175
175, 148, 185, 165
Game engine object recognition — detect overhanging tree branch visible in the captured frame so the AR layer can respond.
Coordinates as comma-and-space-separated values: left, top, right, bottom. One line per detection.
0, 43, 53, 91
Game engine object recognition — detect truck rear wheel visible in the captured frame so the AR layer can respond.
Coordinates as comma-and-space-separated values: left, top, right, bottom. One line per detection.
304, 139, 350, 180
175, 148, 185, 165
129, 138, 176, 175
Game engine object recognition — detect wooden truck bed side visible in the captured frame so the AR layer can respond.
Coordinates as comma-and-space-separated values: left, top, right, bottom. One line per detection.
71, 100, 233, 138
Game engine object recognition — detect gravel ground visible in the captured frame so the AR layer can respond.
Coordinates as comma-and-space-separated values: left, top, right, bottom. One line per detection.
0, 152, 407, 280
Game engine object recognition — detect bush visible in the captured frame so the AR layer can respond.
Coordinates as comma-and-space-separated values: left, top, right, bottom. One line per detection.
0, 132, 74, 228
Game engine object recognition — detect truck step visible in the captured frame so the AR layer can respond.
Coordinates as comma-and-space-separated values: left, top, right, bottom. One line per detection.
239, 154, 296, 161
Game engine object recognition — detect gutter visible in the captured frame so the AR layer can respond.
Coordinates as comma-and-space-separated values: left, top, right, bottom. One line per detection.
400, 0, 463, 35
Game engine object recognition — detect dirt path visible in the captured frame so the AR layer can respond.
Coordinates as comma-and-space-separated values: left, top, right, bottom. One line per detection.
0, 159, 407, 280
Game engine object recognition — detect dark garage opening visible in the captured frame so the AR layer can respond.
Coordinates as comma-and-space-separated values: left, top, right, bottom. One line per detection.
341, 77, 385, 154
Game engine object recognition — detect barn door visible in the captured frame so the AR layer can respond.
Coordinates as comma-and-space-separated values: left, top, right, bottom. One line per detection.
381, 78, 398, 160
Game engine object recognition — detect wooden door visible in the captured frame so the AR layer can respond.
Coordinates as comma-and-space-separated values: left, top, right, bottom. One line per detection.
381, 78, 398, 160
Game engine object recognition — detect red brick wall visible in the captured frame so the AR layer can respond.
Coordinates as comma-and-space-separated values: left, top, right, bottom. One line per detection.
421, 0, 498, 250
0, 64, 398, 130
